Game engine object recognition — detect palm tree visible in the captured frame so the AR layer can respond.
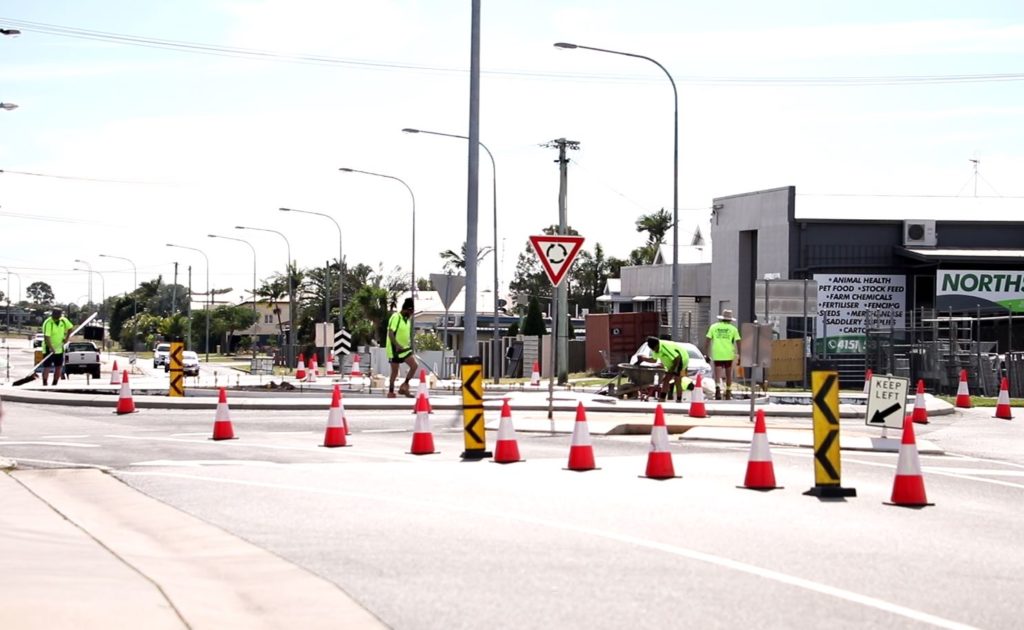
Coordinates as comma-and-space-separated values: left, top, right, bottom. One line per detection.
256, 277, 288, 344
439, 242, 494, 273
634, 208, 674, 264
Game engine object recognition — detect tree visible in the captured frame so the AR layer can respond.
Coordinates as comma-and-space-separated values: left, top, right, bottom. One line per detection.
439, 242, 494, 273
522, 296, 547, 336
211, 305, 259, 353
256, 277, 289, 344
628, 208, 674, 265
26, 281, 54, 305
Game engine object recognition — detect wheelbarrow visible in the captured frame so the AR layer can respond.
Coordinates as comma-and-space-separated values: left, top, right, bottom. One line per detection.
601, 362, 665, 401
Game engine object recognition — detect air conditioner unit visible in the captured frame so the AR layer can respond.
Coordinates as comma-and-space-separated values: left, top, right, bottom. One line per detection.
903, 220, 937, 247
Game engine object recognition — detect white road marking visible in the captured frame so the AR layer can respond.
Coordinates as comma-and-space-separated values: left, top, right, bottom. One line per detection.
130, 459, 281, 467
8, 457, 110, 470
119, 470, 977, 630
105, 434, 424, 462
41, 434, 90, 439
0, 441, 99, 448
923, 467, 1024, 477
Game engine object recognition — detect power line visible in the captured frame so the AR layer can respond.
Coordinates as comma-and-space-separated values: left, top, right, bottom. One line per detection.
3, 17, 1023, 87
1, 168, 172, 185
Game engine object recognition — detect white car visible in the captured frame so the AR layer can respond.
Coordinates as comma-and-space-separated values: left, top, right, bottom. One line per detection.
153, 343, 171, 368
630, 341, 713, 381
164, 350, 200, 376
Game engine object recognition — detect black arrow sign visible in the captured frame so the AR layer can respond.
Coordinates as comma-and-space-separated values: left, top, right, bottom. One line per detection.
465, 411, 484, 444
814, 429, 840, 481
870, 402, 901, 424
464, 370, 482, 402
813, 373, 838, 426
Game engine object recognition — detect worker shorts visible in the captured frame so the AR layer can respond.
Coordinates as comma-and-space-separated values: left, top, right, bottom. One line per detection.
42, 353, 65, 368
389, 351, 413, 364
713, 360, 733, 370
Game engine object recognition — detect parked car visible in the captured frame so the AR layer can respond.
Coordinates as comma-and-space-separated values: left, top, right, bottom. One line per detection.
153, 343, 171, 368
629, 341, 713, 380
164, 350, 200, 376
32, 333, 44, 349
63, 341, 102, 379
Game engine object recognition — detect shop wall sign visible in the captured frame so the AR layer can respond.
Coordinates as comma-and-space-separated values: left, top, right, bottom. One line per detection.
814, 274, 906, 354
936, 270, 1024, 314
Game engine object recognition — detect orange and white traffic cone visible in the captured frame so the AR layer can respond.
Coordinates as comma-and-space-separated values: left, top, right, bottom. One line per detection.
529, 361, 541, 386
109, 359, 121, 385
295, 353, 307, 381
326, 352, 335, 377
413, 368, 432, 413
211, 387, 236, 440
642, 405, 677, 479
995, 377, 1013, 420
955, 369, 972, 409
350, 354, 363, 380
887, 414, 932, 507
322, 384, 348, 447
307, 356, 319, 383
115, 370, 136, 415
688, 374, 707, 418
566, 403, 597, 471
911, 379, 929, 424
409, 393, 436, 455
493, 398, 522, 464
742, 410, 779, 490
863, 368, 873, 395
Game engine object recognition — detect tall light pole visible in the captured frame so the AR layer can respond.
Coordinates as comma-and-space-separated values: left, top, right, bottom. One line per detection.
237, 225, 293, 366
0, 265, 10, 338
73, 258, 93, 306
402, 127, 502, 382
339, 167, 417, 350
209, 234, 257, 362
73, 267, 106, 350
99, 253, 138, 356
166, 244, 210, 362
278, 207, 344, 339
554, 42, 680, 339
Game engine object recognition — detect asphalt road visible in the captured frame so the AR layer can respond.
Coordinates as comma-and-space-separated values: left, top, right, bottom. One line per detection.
2, 398, 1022, 629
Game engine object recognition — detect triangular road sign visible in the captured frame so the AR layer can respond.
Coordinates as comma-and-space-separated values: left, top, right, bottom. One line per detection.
529, 235, 585, 286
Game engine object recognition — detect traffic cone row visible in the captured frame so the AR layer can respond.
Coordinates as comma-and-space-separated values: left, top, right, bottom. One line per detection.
493, 399, 521, 464
416, 368, 432, 413
307, 356, 319, 383
863, 369, 873, 395
529, 361, 540, 386
742, 410, 778, 490
115, 370, 136, 414
350, 354, 363, 379
995, 377, 1013, 420
295, 353, 307, 381
109, 360, 121, 385
954, 369, 972, 408
409, 393, 437, 455
566, 403, 597, 470
642, 405, 677, 479
911, 379, 929, 424
688, 374, 707, 418
326, 352, 335, 377
888, 414, 931, 506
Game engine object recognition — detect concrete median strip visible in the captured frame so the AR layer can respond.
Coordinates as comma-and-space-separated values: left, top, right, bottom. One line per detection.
6, 469, 386, 629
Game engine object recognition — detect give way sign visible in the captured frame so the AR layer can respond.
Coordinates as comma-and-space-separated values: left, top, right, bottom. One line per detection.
529, 235, 585, 287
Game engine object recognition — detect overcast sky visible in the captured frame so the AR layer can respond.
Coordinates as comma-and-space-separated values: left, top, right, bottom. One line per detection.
2, 0, 1022, 307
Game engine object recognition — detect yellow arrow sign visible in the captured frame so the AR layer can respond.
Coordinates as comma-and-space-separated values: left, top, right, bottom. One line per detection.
460, 357, 491, 460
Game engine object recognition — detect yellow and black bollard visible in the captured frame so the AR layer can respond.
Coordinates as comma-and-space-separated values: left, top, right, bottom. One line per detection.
460, 356, 492, 460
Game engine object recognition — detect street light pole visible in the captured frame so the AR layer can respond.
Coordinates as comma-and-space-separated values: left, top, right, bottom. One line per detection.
554, 41, 680, 340
0, 266, 10, 339
402, 127, 503, 382
278, 207, 344, 340
339, 168, 417, 350
73, 258, 92, 306
236, 225, 293, 367
209, 234, 257, 363
166, 244, 211, 362
98, 253, 138, 357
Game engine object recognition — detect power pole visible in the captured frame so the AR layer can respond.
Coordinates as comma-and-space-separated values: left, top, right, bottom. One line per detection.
543, 137, 579, 385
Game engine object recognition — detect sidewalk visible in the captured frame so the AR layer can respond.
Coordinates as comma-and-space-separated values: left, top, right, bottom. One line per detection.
0, 467, 386, 629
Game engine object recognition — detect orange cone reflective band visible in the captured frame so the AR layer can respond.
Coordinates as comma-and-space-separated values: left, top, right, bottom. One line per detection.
954, 369, 971, 408
115, 370, 136, 415
995, 377, 1013, 420
911, 379, 929, 424
889, 414, 931, 506
493, 398, 522, 464
109, 359, 121, 385
643, 405, 676, 479
863, 369, 873, 395
409, 393, 436, 455
743, 410, 778, 489
567, 403, 596, 471
530, 361, 541, 386
295, 353, 307, 380
688, 374, 707, 418
211, 387, 236, 440
323, 384, 348, 447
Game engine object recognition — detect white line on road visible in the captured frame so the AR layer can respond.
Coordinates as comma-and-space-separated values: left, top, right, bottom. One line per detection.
119, 470, 977, 630
9, 458, 110, 470
0, 441, 100, 448
105, 434, 424, 462
41, 435, 91, 439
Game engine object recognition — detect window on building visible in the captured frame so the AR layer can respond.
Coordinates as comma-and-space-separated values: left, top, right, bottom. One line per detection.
264, 314, 274, 323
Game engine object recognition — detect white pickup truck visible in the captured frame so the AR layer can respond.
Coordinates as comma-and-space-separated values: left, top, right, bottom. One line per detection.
62, 341, 102, 379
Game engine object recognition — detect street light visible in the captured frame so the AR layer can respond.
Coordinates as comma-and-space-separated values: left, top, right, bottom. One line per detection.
279, 207, 344, 342
209, 233, 257, 362
236, 225, 293, 366
74, 258, 93, 305
73, 266, 106, 353
402, 127, 502, 382
0, 103, 18, 111
339, 167, 417, 350
99, 253, 138, 356
166, 244, 211, 362
554, 41, 680, 339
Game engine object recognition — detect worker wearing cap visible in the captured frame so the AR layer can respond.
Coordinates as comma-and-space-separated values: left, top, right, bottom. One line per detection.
704, 308, 741, 400
386, 297, 418, 398
41, 307, 74, 386
638, 336, 693, 402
